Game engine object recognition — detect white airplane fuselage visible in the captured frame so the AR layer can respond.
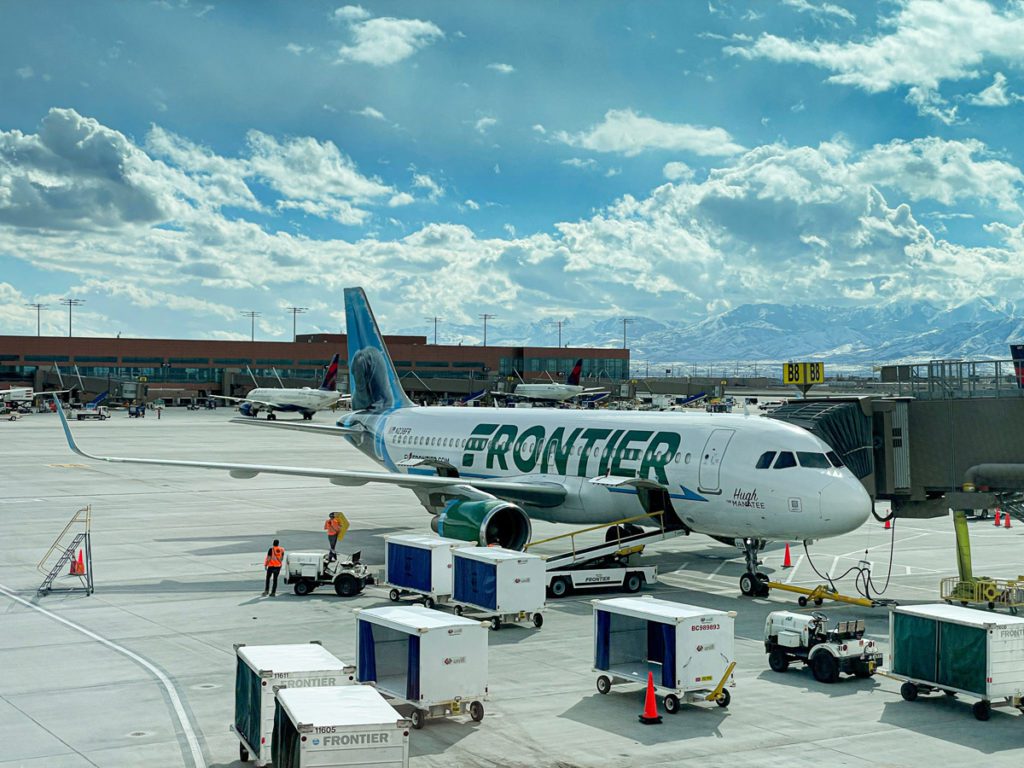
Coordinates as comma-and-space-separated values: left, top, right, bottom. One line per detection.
242, 387, 340, 415
342, 406, 871, 542
1, 387, 33, 403
511, 383, 586, 402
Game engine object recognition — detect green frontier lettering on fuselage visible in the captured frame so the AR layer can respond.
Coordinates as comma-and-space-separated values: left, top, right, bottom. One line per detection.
461, 423, 680, 484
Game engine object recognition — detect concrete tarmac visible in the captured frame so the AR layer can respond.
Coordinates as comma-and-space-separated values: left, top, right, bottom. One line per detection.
1, 409, 1022, 768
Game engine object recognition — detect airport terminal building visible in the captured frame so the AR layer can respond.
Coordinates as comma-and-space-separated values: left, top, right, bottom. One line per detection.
0, 332, 630, 403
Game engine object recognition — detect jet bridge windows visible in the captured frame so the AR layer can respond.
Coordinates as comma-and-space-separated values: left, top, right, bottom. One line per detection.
756, 451, 776, 469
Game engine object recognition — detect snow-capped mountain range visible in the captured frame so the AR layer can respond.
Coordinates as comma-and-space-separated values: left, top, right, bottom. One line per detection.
401, 299, 1024, 373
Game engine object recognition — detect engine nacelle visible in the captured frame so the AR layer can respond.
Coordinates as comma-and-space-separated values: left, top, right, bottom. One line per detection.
239, 402, 256, 417
430, 499, 532, 551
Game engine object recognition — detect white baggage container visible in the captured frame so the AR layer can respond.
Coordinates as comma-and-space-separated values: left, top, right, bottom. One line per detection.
886, 603, 1024, 720
232, 642, 355, 766
272, 686, 410, 768
451, 546, 546, 630
355, 605, 488, 729
383, 534, 470, 607
592, 596, 736, 714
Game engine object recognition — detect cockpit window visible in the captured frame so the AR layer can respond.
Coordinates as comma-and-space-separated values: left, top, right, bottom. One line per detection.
796, 452, 830, 469
756, 451, 776, 469
773, 451, 797, 469
826, 451, 844, 468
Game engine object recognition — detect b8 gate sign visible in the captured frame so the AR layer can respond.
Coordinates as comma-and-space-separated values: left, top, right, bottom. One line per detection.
782, 362, 825, 386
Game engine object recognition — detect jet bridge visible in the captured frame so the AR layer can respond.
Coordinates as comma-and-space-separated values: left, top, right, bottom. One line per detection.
769, 357, 1024, 519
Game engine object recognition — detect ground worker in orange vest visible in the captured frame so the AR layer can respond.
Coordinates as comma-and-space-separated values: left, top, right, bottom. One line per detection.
263, 539, 284, 597
324, 512, 348, 561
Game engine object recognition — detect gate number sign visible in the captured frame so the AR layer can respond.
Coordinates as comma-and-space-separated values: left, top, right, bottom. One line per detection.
783, 362, 824, 385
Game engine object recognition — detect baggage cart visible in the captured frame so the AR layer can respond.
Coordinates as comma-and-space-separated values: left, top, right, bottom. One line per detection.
592, 596, 736, 714
271, 685, 410, 768
883, 603, 1024, 720
451, 546, 546, 630
355, 605, 488, 729
382, 534, 470, 608
232, 642, 354, 765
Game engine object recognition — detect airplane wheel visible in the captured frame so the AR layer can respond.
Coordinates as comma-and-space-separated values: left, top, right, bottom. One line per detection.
739, 572, 756, 596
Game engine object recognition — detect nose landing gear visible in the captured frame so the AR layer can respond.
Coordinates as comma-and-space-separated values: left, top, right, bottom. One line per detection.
739, 538, 770, 597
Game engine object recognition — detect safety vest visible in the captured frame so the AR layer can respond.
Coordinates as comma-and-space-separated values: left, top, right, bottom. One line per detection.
265, 546, 284, 568
324, 518, 342, 535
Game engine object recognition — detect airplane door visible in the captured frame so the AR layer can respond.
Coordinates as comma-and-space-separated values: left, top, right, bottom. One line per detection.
698, 429, 734, 493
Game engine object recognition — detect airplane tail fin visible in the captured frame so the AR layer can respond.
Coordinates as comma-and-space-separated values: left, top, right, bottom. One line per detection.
566, 358, 583, 385
1011, 344, 1024, 389
319, 353, 341, 391
344, 288, 414, 412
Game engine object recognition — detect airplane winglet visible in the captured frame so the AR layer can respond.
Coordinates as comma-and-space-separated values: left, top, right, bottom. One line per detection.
53, 395, 94, 460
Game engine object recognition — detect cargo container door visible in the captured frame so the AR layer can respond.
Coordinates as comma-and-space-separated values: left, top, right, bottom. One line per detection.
937, 621, 986, 694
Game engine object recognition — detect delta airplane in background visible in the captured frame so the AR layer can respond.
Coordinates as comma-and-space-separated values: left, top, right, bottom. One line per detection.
212, 353, 346, 420
499, 359, 608, 404
54, 289, 871, 597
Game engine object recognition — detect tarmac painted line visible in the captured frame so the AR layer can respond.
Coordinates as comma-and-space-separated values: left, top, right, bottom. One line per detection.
785, 555, 804, 583
0, 584, 206, 768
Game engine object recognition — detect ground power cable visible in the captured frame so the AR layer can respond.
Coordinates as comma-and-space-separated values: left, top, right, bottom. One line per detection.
0, 584, 206, 768
802, 516, 898, 601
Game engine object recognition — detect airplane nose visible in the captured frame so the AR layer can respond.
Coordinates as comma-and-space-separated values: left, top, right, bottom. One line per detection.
820, 478, 872, 533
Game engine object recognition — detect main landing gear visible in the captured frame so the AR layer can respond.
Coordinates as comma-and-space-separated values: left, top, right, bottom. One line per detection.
738, 538, 770, 597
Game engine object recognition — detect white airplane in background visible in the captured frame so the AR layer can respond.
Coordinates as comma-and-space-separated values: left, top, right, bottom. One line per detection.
1, 386, 73, 405
212, 353, 347, 420
54, 288, 871, 597
498, 359, 608, 403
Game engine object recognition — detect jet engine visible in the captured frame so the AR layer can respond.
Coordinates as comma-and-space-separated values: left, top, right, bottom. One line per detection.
430, 499, 532, 551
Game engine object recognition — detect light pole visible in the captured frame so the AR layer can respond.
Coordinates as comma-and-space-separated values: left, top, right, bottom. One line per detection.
241, 310, 261, 342
548, 320, 563, 348
60, 298, 84, 337
26, 303, 46, 336
479, 313, 496, 347
621, 318, 634, 350
424, 316, 443, 345
286, 306, 307, 342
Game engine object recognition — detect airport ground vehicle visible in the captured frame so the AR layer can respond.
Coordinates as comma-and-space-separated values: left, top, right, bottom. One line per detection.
593, 597, 736, 714
885, 604, 1024, 720
76, 405, 109, 421
764, 611, 882, 683
283, 552, 373, 597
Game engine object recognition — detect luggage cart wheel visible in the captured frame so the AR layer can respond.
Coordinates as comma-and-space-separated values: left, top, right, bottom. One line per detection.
470, 700, 485, 722
389, 589, 401, 602
972, 700, 991, 721
423, 596, 435, 609
798, 596, 808, 607
900, 682, 919, 702
532, 613, 544, 629
715, 688, 731, 708
490, 616, 502, 631
454, 605, 464, 616
411, 709, 427, 729
596, 675, 611, 694
663, 694, 680, 714
239, 743, 250, 762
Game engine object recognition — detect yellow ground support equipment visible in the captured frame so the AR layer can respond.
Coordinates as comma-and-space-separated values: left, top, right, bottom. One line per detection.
765, 581, 878, 608
940, 508, 1024, 614
704, 661, 737, 704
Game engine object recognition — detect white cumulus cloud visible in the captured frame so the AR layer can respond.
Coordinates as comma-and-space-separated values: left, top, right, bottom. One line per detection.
968, 72, 1023, 106
336, 14, 443, 66
487, 63, 515, 74
554, 108, 744, 157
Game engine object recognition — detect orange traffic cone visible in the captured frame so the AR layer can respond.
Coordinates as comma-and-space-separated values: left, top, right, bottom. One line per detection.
638, 671, 662, 725
884, 518, 891, 530
76, 549, 85, 575
782, 542, 793, 568
69, 552, 78, 575
994, 509, 1003, 526
1005, 513, 1012, 529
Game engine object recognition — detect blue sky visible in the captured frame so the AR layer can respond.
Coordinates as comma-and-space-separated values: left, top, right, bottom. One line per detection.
1, 0, 1023, 343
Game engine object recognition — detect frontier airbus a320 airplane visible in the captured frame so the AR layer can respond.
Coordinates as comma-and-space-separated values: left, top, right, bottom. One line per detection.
55, 288, 871, 596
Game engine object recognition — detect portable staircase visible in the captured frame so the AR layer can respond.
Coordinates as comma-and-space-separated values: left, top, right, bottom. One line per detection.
37, 505, 94, 596
998, 493, 1024, 524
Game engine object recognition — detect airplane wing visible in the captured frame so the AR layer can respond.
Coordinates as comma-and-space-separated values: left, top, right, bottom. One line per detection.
54, 397, 565, 507
228, 418, 364, 437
